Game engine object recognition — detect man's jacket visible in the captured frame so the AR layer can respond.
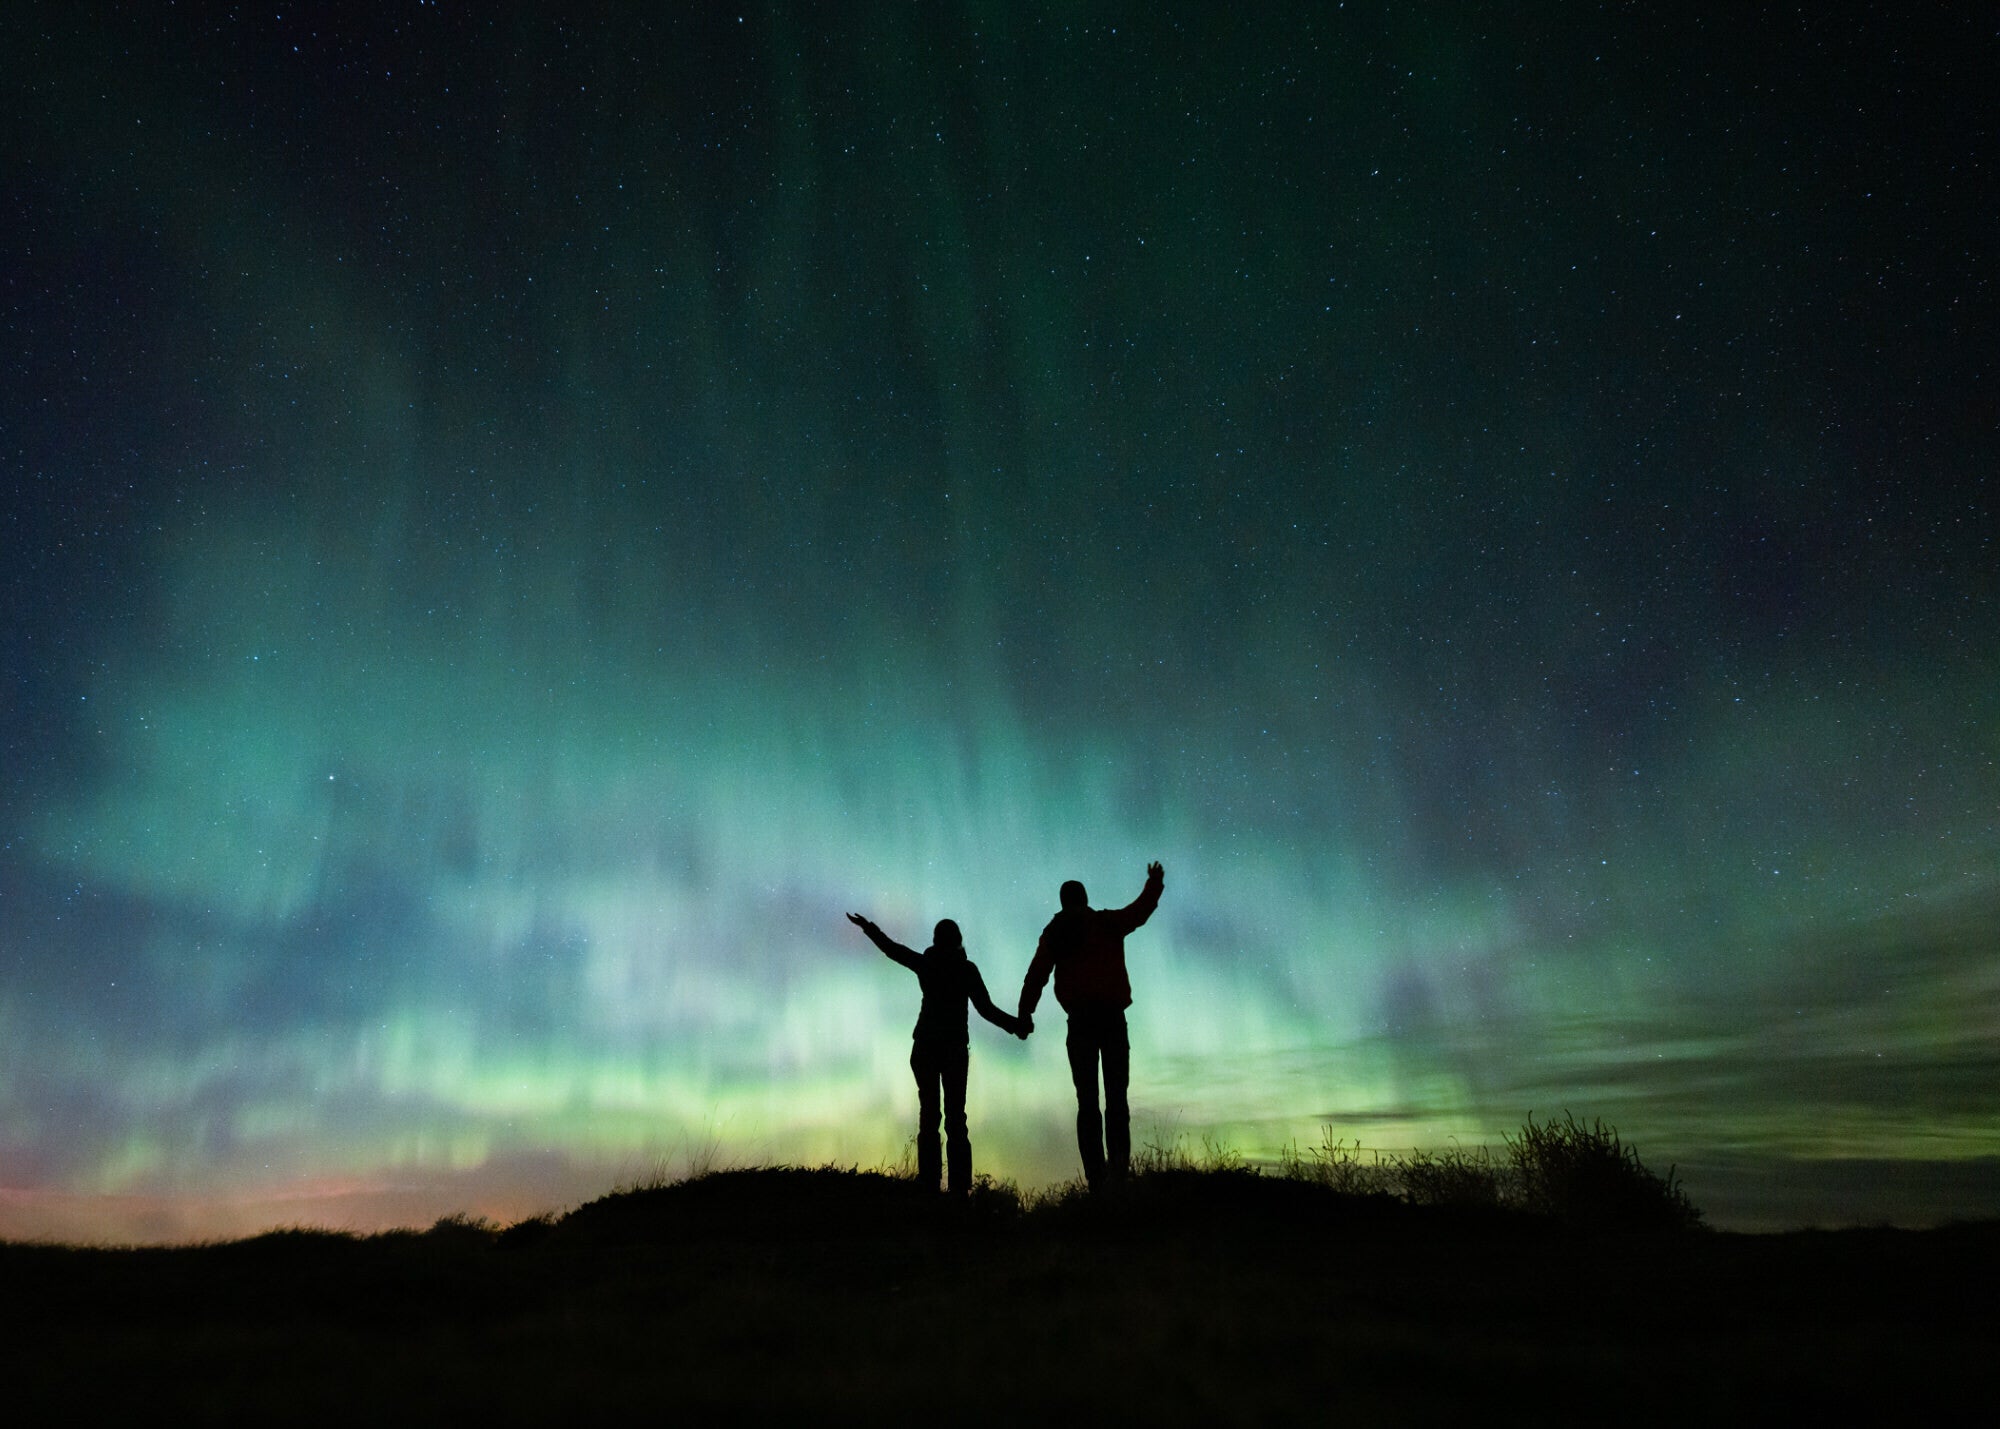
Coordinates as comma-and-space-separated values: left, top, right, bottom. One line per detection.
1019, 868, 1164, 1017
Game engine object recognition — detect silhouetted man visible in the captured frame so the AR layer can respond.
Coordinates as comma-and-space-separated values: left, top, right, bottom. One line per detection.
847, 912, 1026, 1194
1018, 861, 1165, 1188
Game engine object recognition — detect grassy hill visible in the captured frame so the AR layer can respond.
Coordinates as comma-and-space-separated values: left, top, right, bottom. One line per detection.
5, 1131, 1995, 1418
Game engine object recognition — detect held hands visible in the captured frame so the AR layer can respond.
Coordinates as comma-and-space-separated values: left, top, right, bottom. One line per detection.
1016, 1012, 1034, 1041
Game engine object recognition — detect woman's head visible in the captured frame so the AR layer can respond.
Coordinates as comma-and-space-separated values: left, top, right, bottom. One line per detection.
932, 918, 963, 951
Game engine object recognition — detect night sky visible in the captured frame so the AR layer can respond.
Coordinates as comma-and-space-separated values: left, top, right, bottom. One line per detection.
5, 4, 1994, 1240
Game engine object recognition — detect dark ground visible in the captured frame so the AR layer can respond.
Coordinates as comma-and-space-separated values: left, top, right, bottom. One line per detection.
6, 1167, 1996, 1421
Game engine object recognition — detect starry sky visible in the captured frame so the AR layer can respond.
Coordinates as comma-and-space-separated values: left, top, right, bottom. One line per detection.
4, 4, 1995, 1240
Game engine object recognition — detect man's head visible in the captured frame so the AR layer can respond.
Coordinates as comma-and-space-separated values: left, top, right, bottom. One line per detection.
1059, 880, 1088, 912
933, 918, 963, 950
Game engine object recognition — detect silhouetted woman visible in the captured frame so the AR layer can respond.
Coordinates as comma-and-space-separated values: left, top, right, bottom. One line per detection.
846, 912, 1027, 1194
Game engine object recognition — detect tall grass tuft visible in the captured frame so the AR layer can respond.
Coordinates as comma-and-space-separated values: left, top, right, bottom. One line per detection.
1398, 1143, 1505, 1210
1280, 1129, 1396, 1198
1133, 1128, 1247, 1176
1280, 1116, 1704, 1229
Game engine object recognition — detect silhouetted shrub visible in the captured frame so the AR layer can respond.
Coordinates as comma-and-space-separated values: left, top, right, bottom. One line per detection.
1506, 1112, 1703, 1232
496, 1213, 557, 1251
424, 1212, 500, 1247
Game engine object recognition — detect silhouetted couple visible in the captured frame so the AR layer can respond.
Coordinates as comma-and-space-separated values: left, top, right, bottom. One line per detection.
847, 860, 1165, 1195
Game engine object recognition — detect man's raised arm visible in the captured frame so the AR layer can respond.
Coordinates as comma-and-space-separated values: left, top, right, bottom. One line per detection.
1110, 861, 1165, 936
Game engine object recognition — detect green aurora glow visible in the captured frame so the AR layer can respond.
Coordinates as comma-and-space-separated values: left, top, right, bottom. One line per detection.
3, 5, 1995, 1238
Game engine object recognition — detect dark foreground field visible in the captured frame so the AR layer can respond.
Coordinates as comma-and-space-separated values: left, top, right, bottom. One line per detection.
7, 1167, 1997, 1420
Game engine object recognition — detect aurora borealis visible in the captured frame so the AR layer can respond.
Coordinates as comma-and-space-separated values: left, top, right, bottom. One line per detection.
4, 5, 1994, 1239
